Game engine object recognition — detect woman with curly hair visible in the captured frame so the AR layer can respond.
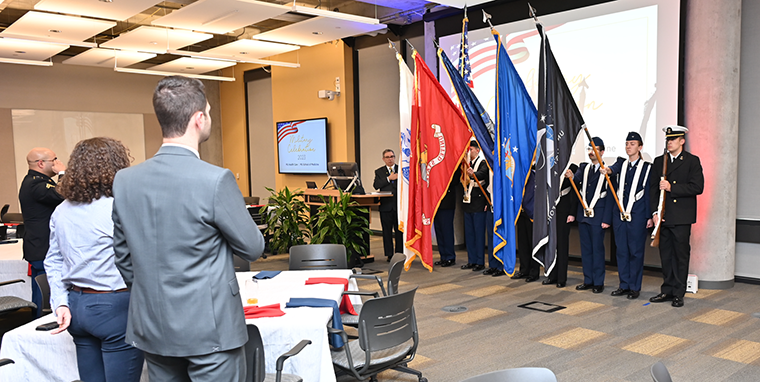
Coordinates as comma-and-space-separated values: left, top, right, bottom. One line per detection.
44, 137, 144, 382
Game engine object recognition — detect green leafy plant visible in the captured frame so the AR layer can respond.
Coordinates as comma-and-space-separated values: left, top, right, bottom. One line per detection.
310, 190, 372, 261
260, 187, 311, 255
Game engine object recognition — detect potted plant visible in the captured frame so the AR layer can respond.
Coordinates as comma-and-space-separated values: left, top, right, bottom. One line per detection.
310, 190, 373, 266
260, 187, 311, 255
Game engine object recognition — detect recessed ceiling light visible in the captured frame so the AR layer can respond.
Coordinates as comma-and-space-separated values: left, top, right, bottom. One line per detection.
48, 29, 62, 33
239, 52, 248, 55
312, 31, 323, 35
149, 41, 158, 45
99, 0, 113, 3
186, 67, 194, 70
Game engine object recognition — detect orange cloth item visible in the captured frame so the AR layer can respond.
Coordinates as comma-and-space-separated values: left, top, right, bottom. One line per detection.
243, 304, 285, 319
304, 277, 357, 315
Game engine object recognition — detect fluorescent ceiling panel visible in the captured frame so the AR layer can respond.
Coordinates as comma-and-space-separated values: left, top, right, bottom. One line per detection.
201, 39, 299, 60
35, 0, 161, 21
429, 0, 491, 8
100, 26, 212, 54
291, 5, 381, 24
62, 48, 156, 68
1, 11, 115, 42
0, 38, 68, 60
253, 17, 387, 46
152, 0, 290, 34
148, 57, 236, 75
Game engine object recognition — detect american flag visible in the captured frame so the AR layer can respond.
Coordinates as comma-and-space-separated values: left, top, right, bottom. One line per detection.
457, 17, 473, 88
277, 121, 305, 143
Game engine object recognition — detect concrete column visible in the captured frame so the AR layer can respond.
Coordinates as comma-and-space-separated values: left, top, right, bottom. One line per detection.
684, 0, 741, 289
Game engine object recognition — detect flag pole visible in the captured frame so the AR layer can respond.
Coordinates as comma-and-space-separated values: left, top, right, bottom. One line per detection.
464, 158, 493, 207
387, 38, 399, 55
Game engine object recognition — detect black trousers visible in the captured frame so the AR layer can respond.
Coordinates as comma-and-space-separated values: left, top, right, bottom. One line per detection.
433, 208, 456, 262
516, 211, 539, 278
380, 209, 403, 258
659, 224, 692, 298
550, 218, 572, 284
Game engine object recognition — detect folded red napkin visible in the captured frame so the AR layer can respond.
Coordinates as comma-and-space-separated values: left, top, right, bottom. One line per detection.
243, 304, 285, 319
304, 277, 357, 315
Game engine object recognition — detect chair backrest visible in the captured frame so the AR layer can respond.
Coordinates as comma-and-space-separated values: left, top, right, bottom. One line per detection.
387, 253, 405, 295
233, 256, 251, 272
651, 361, 672, 382
358, 287, 418, 353
34, 274, 51, 314
460, 368, 557, 382
244, 196, 260, 205
289, 244, 347, 270
244, 324, 266, 382
0, 204, 9, 222
2, 213, 23, 224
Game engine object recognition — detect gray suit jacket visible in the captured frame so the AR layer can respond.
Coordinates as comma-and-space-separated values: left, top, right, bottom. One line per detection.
112, 145, 264, 357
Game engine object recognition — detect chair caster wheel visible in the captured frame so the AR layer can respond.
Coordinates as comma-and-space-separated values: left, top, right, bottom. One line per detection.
419, 378, 428, 382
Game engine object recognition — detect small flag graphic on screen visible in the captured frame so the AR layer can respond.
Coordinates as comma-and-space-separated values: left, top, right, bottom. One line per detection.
277, 121, 305, 143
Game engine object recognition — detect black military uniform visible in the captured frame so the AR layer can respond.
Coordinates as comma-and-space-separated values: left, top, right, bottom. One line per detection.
649, 126, 704, 307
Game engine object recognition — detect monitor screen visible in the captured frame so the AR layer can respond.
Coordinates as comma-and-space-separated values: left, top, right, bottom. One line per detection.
327, 162, 363, 193
276, 117, 328, 174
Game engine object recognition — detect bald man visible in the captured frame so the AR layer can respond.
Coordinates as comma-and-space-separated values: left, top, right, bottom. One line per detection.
19, 147, 66, 317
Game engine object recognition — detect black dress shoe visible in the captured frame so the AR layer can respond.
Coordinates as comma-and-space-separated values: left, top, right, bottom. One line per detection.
542, 278, 557, 285
461, 263, 475, 270
511, 271, 526, 280
525, 276, 539, 283
472, 264, 485, 271
441, 260, 456, 267
386, 256, 391, 262
627, 290, 640, 299
482, 267, 497, 276
492, 271, 505, 277
649, 293, 674, 303
671, 296, 684, 307
556, 282, 566, 288
434, 260, 443, 266
576, 283, 592, 290
611, 288, 630, 297
592, 285, 604, 293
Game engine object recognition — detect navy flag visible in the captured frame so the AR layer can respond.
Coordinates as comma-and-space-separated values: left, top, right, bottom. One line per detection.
439, 48, 495, 168
532, 23, 585, 275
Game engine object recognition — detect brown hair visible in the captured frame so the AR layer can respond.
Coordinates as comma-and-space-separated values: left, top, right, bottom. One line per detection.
153, 76, 207, 138
58, 137, 131, 203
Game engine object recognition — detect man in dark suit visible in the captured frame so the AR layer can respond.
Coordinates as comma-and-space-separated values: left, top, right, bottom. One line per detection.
649, 125, 704, 308
18, 147, 65, 317
112, 76, 264, 381
433, 168, 459, 267
461, 141, 491, 272
567, 137, 611, 294
373, 149, 403, 262
604, 132, 653, 300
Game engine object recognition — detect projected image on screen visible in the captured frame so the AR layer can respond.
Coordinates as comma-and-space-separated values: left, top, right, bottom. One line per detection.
276, 117, 328, 174
439, 0, 680, 165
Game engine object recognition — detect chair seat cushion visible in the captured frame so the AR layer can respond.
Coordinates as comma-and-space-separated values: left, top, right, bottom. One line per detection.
331, 339, 413, 370
340, 304, 362, 325
0, 296, 37, 313
264, 373, 302, 382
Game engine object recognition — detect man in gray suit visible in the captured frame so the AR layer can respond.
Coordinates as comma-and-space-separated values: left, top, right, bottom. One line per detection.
112, 76, 264, 381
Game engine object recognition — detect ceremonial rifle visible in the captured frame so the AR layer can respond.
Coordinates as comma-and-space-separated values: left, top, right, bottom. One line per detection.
463, 159, 492, 207
650, 147, 668, 247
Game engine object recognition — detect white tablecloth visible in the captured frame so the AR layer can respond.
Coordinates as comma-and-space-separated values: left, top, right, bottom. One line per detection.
0, 239, 31, 300
238, 269, 359, 382
0, 269, 358, 382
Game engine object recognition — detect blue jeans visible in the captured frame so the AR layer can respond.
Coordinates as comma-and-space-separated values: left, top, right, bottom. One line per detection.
28, 260, 45, 318
68, 290, 144, 382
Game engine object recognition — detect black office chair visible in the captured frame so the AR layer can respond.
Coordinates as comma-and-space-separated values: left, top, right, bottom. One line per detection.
341, 253, 405, 327
460, 368, 558, 382
330, 287, 425, 382
0, 359, 13, 367
244, 324, 310, 382
0, 204, 9, 222
0, 280, 37, 316
34, 274, 52, 315
244, 196, 260, 205
288, 244, 348, 270
651, 361, 673, 382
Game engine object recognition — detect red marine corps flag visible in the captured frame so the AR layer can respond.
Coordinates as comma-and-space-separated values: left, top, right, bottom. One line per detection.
405, 51, 473, 271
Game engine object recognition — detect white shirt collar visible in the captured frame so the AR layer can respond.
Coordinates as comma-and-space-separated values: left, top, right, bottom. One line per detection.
162, 143, 200, 159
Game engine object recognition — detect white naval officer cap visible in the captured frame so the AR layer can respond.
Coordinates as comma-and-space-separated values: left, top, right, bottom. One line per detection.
663, 125, 688, 138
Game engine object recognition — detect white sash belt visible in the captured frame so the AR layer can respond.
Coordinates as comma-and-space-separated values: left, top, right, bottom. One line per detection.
582, 164, 605, 218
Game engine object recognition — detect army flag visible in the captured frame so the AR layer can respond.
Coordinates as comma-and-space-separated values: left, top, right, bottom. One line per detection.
405, 51, 473, 271
492, 30, 537, 276
532, 23, 585, 274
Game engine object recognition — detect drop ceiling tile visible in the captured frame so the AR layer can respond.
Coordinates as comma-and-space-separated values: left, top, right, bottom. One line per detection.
100, 26, 213, 54
148, 57, 236, 75
253, 17, 386, 47
201, 39, 299, 60
34, 0, 161, 21
62, 48, 156, 68
1, 11, 115, 43
152, 0, 290, 35
0, 38, 68, 61
291, 5, 380, 25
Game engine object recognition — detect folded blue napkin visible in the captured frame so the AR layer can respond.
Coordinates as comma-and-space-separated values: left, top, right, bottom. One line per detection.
252, 271, 281, 280
286, 297, 344, 348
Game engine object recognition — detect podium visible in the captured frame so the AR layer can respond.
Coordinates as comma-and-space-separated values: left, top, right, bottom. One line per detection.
303, 189, 392, 264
